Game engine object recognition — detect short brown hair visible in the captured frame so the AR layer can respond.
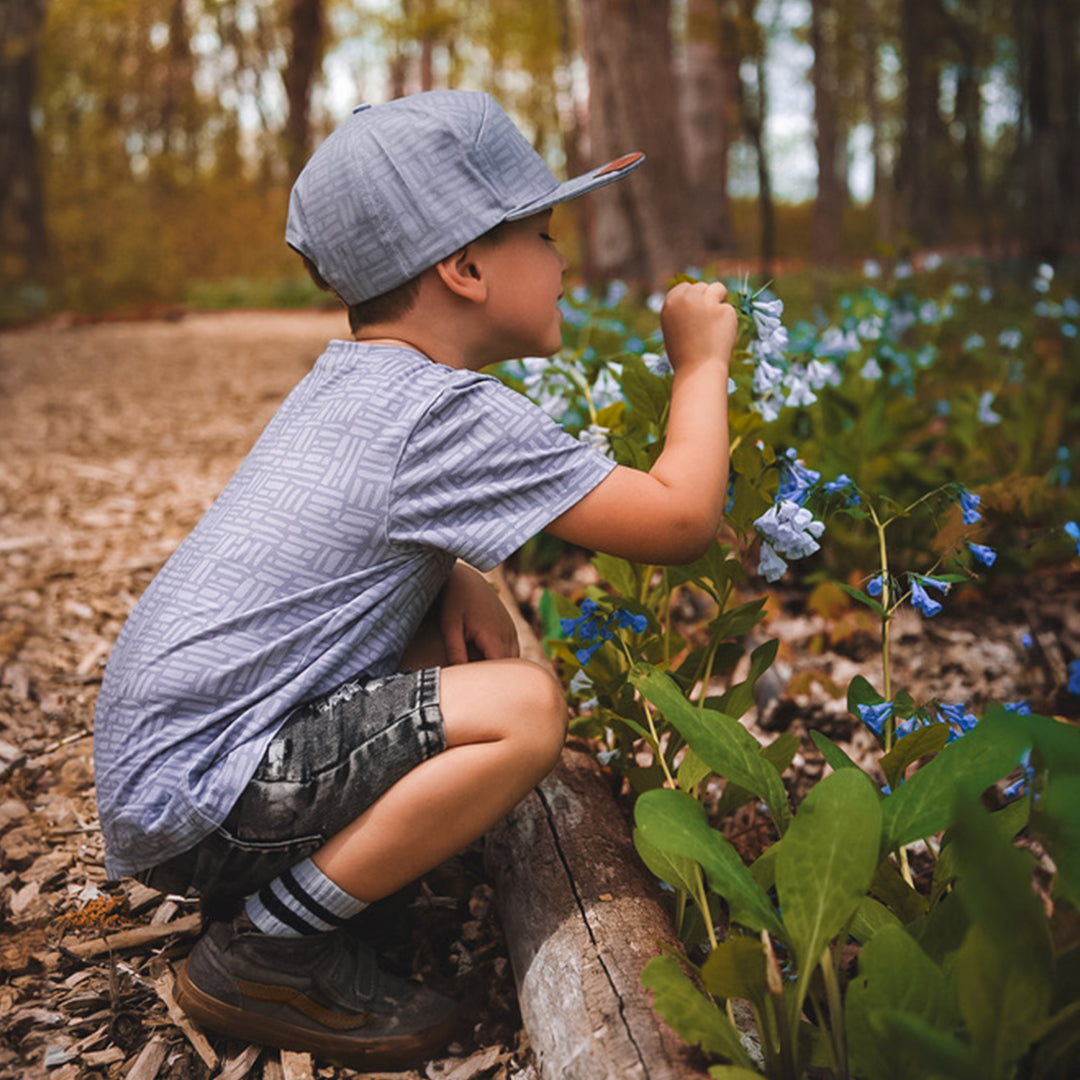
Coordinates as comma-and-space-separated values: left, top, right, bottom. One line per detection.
299, 253, 421, 335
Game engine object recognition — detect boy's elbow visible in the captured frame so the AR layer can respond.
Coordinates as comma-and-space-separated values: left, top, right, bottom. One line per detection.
661, 510, 721, 564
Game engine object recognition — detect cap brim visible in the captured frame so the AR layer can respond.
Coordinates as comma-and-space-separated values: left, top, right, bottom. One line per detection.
505, 151, 645, 221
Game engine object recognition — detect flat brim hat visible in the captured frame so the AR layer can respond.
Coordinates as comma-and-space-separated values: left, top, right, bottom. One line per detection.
286, 90, 644, 305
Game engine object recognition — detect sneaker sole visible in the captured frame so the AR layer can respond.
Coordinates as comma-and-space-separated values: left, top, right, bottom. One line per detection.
174, 958, 458, 1069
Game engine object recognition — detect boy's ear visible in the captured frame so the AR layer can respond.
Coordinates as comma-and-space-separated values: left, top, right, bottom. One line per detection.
434, 245, 488, 303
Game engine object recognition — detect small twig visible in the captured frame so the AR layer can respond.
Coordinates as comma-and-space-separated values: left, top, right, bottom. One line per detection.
62, 912, 202, 959
151, 963, 219, 1070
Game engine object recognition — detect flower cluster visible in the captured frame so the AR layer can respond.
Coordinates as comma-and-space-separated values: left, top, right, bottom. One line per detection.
754, 501, 825, 582
560, 597, 648, 666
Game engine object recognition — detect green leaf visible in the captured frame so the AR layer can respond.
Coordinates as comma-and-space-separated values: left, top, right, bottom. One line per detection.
633, 828, 700, 897
1034, 774, 1080, 907
879, 723, 950, 794
847, 673, 885, 720
641, 956, 757, 1070
836, 580, 886, 616
621, 354, 670, 429
809, 730, 861, 772
700, 935, 769, 1005
877, 1012, 983, 1080
677, 746, 713, 793
713, 638, 779, 721
634, 789, 785, 939
845, 926, 958, 1080
591, 553, 641, 601
775, 768, 882, 1019
849, 894, 904, 943
708, 598, 769, 644
870, 858, 929, 923
708, 1067, 765, 1079
951, 797, 1054, 1075
631, 665, 791, 834
881, 713, 1029, 851
715, 731, 799, 818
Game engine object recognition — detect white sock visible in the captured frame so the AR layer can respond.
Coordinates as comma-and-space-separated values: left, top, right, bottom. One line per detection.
244, 857, 367, 936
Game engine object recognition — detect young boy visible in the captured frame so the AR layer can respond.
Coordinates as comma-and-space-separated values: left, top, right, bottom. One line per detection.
93, 89, 736, 1068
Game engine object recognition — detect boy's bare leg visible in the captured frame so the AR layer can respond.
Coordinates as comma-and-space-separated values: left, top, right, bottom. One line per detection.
311, 657, 566, 901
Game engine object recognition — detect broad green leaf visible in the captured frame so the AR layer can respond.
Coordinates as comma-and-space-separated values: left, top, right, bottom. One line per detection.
1034, 774, 1080, 907
592, 553, 640, 601
878, 1012, 983, 1080
700, 935, 769, 1005
881, 714, 1028, 851
712, 638, 780, 721
634, 789, 785, 939
847, 673, 884, 718
678, 746, 713, 793
775, 769, 881, 1019
621, 354, 670, 428
950, 798, 1053, 1074
809, 730, 860, 772
870, 858, 929, 923
707, 598, 769, 644
849, 894, 903, 943
845, 926, 957, 1080
641, 956, 757, 1070
708, 1068, 765, 1079
715, 730, 799, 819
633, 828, 700, 897
879, 723, 949, 792
631, 665, 791, 833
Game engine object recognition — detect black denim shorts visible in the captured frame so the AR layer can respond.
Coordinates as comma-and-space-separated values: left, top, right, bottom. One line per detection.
136, 667, 445, 911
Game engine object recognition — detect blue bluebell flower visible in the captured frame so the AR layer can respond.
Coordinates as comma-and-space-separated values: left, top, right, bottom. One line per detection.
968, 542, 997, 567
863, 259, 881, 279
575, 640, 604, 666
758, 541, 788, 583
910, 579, 942, 618
959, 489, 982, 525
754, 500, 825, 560
977, 391, 1001, 425
753, 358, 785, 396
1065, 521, 1080, 556
604, 279, 628, 307
937, 702, 978, 740
963, 333, 986, 352
1003, 748, 1033, 799
777, 452, 820, 506
783, 366, 818, 408
646, 291, 665, 314
561, 598, 599, 638
952, 282, 971, 299
751, 297, 784, 340
1062, 323, 1078, 338
857, 701, 893, 737
1004, 701, 1031, 715
1068, 659, 1080, 696
805, 358, 843, 388
894, 716, 919, 740
613, 609, 648, 633
860, 357, 883, 380
866, 574, 883, 597
1022, 631, 1033, 649
998, 328, 1022, 350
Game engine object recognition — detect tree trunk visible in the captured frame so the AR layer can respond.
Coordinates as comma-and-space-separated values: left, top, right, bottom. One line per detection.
283, 0, 325, 179
1020, 0, 1079, 260
0, 0, 48, 288
486, 749, 710, 1080
682, 0, 739, 255
810, 0, 842, 268
737, 35, 775, 278
579, 0, 699, 286
858, 0, 891, 251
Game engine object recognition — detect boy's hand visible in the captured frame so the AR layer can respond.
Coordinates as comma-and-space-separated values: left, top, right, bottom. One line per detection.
660, 280, 737, 374
439, 562, 520, 665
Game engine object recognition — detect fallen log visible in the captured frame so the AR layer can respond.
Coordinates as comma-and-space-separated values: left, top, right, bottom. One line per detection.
485, 747, 707, 1080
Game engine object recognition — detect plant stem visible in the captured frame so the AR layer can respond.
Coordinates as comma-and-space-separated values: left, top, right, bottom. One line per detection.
642, 699, 676, 788
819, 946, 848, 1080
694, 864, 718, 951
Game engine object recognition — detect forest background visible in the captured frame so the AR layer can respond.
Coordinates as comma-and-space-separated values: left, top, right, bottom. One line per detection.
1, 0, 1078, 324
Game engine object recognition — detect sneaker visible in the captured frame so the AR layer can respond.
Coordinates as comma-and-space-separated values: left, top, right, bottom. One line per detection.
174, 916, 459, 1068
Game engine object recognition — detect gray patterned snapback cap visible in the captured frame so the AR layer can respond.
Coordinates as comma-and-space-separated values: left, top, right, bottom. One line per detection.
286, 89, 645, 304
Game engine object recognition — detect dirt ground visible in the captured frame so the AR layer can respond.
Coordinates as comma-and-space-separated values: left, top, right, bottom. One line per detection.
1, 311, 1078, 1080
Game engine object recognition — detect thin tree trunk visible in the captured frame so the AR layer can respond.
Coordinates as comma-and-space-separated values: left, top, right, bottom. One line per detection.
811, 0, 842, 268
0, 0, 48, 286
283, 0, 325, 178
682, 0, 737, 254
859, 0, 891, 251
580, 0, 699, 286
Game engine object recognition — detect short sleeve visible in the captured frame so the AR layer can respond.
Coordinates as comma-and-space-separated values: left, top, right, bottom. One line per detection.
388, 372, 616, 570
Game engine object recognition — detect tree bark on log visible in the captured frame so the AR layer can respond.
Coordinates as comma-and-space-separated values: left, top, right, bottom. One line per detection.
485, 748, 707, 1080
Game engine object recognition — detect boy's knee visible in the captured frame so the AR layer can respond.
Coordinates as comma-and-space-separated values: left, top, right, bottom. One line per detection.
512, 660, 568, 766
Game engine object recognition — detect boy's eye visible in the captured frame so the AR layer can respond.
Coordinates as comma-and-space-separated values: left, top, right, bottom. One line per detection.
540, 233, 557, 243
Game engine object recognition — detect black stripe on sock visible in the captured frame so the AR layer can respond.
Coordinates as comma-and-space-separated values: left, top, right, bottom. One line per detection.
257, 882, 321, 935
280, 867, 349, 928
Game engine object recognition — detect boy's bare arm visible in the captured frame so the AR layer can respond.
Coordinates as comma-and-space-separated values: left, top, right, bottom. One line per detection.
547, 280, 736, 565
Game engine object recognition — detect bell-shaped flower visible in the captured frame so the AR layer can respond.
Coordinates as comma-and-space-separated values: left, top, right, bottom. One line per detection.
968, 541, 997, 567
959, 489, 982, 525
910, 579, 942, 617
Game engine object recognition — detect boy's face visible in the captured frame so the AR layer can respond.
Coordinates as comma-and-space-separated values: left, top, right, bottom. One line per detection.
472, 210, 568, 363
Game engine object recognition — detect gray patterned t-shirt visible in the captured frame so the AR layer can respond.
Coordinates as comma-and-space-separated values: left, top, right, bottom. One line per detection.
93, 341, 615, 878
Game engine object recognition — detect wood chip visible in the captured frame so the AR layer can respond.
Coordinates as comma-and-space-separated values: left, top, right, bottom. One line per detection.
124, 1035, 168, 1080
216, 1044, 263, 1080
279, 1050, 316, 1080
426, 1047, 508, 1080
150, 964, 219, 1071
63, 911, 201, 958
